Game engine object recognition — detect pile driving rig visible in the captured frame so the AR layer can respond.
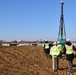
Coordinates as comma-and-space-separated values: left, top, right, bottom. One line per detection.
58, 1, 66, 46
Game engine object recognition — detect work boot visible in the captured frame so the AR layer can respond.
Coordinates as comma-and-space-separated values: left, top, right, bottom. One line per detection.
54, 69, 57, 72
57, 67, 59, 70
67, 69, 73, 73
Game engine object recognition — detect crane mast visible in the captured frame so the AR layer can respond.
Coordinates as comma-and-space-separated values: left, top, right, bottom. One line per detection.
58, 1, 66, 45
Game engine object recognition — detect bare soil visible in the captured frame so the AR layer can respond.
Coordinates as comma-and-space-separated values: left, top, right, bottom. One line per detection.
0, 46, 76, 75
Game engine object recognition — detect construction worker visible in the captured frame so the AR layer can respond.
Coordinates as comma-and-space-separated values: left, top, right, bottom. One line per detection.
50, 42, 60, 72
57, 41, 63, 59
43, 40, 50, 58
64, 39, 76, 72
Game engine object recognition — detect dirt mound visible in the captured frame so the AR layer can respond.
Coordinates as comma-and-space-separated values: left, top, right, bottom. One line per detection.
0, 46, 76, 75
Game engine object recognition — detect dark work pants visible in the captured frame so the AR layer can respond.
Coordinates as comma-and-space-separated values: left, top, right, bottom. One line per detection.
44, 49, 49, 58
45, 53, 49, 58
58, 51, 62, 59
68, 60, 73, 71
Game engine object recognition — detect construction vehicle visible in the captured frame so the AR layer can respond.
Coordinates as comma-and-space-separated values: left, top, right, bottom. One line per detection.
58, 1, 66, 46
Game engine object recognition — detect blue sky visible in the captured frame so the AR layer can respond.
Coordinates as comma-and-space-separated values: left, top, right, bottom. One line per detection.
0, 0, 76, 41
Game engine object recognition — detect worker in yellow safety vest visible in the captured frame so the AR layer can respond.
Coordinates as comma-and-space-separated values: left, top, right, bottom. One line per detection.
57, 41, 63, 59
64, 39, 76, 72
50, 42, 60, 72
43, 40, 50, 58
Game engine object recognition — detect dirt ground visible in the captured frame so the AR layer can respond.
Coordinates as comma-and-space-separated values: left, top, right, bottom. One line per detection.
0, 46, 76, 75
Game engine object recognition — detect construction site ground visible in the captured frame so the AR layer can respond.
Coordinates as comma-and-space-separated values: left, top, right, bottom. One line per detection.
0, 46, 76, 75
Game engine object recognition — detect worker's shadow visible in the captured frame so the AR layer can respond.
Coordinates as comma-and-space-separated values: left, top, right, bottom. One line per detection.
59, 67, 67, 70
72, 64, 76, 72
73, 64, 76, 67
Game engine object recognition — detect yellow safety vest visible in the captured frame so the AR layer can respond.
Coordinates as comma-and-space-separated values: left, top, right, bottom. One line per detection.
45, 43, 49, 49
57, 44, 63, 52
65, 45, 74, 54
50, 45, 60, 56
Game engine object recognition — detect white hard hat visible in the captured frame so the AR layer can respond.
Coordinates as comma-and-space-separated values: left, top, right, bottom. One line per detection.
66, 39, 70, 42
57, 41, 60, 44
45, 39, 48, 41
53, 42, 56, 45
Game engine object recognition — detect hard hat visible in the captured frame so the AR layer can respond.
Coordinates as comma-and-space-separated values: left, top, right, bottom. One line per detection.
57, 41, 60, 44
53, 42, 56, 45
45, 39, 48, 41
66, 39, 70, 42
